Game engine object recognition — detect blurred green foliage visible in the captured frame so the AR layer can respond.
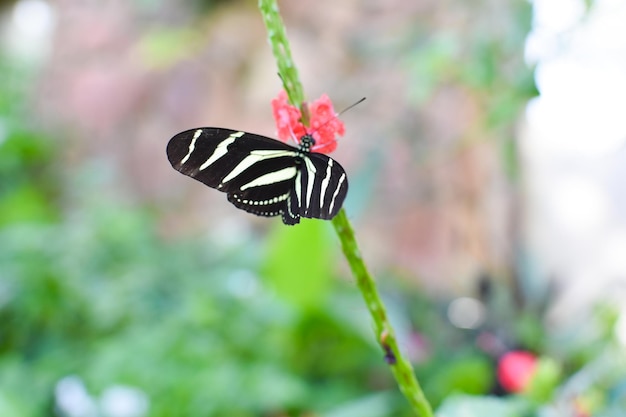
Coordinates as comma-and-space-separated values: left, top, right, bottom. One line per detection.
0, 130, 59, 226
0, 165, 392, 415
0, 84, 410, 414
262, 219, 335, 310
1, 2, 625, 415
0, 116, 620, 416
0, 54, 60, 227
0, 118, 618, 415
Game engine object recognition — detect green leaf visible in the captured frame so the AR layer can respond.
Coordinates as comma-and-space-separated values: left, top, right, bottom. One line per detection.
0, 185, 57, 226
0, 390, 28, 417
262, 219, 334, 310
429, 355, 493, 397
524, 357, 561, 403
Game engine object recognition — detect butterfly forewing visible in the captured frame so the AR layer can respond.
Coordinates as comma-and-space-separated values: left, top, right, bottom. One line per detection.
166, 127, 348, 225
167, 128, 296, 190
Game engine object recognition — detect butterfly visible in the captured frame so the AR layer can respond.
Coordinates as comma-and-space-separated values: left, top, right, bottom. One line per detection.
166, 128, 348, 225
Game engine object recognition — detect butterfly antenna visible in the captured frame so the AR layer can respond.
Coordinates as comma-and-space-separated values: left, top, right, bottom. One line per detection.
307, 97, 366, 140
337, 97, 366, 117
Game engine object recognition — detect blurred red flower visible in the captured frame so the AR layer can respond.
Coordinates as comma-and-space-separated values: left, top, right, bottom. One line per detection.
271, 91, 345, 154
497, 350, 538, 393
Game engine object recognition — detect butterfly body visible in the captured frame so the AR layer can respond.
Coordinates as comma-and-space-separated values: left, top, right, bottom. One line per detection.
166, 128, 348, 225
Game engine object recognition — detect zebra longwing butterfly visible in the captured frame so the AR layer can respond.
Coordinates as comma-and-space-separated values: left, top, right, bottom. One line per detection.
166, 128, 348, 225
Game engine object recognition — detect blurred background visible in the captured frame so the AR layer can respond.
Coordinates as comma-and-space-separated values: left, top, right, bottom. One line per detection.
1, 0, 625, 416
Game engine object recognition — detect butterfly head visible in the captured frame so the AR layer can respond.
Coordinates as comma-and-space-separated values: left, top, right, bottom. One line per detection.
298, 134, 315, 153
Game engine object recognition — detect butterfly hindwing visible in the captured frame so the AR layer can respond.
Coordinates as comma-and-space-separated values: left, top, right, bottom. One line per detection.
227, 177, 293, 219
291, 153, 348, 221
166, 127, 348, 225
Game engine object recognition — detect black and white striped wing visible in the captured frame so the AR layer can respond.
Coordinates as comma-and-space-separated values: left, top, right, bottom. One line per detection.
166, 127, 348, 225
290, 152, 348, 221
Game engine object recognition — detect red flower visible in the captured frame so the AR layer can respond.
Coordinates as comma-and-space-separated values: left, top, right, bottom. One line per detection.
271, 91, 345, 154
497, 350, 538, 393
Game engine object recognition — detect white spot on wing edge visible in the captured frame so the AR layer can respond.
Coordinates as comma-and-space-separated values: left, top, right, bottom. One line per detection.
180, 129, 202, 165
328, 173, 346, 214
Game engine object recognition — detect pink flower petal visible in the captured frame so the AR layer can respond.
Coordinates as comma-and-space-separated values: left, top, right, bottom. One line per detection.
271, 91, 345, 154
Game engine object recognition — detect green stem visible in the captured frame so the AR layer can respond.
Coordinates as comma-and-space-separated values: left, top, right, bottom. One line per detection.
258, 1, 434, 415
258, 0, 308, 122
331, 210, 433, 416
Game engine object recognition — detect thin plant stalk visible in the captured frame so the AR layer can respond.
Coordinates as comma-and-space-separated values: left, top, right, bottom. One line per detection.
258, 1, 434, 416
